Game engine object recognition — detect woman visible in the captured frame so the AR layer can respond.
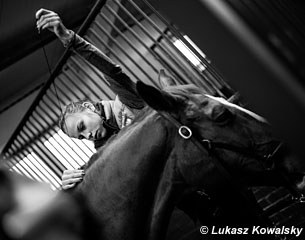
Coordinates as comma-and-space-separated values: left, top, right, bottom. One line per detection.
36, 9, 175, 190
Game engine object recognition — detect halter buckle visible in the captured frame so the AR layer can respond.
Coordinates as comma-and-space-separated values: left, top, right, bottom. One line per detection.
178, 126, 192, 139
292, 193, 305, 203
202, 139, 212, 150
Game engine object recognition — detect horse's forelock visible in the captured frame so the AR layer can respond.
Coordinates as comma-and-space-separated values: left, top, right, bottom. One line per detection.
162, 84, 209, 121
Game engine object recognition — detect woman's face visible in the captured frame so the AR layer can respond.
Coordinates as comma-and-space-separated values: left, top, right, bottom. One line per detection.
64, 109, 107, 141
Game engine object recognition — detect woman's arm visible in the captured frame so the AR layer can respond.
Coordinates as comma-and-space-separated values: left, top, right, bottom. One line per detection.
70, 33, 145, 109
36, 8, 145, 109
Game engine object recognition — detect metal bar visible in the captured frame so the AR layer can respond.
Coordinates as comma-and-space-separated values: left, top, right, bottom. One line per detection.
24, 116, 67, 173
92, 16, 158, 87
112, 0, 194, 85
85, 31, 141, 84
104, 5, 160, 76
25, 130, 65, 173
33, 107, 81, 169
44, 91, 95, 157
9, 153, 34, 179
262, 194, 293, 218
29, 154, 61, 189
150, 37, 216, 93
21, 101, 70, 173
27, 149, 61, 188
114, 0, 194, 80
5, 152, 24, 174
4, 153, 24, 175
68, 55, 114, 97
17, 131, 60, 185
60, 73, 90, 99
65, 58, 113, 99
142, 0, 227, 91
10, 142, 45, 182
1, 0, 107, 156
70, 137, 95, 158
124, 0, 225, 93
29, 112, 76, 169
42, 94, 92, 161
22, 125, 63, 178
104, 5, 209, 91
0, 156, 13, 170
125, 3, 219, 94
70, 49, 137, 94
51, 77, 88, 103
38, 100, 87, 166
24, 136, 62, 179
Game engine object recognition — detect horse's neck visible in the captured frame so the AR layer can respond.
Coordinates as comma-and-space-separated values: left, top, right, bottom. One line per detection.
85, 112, 171, 180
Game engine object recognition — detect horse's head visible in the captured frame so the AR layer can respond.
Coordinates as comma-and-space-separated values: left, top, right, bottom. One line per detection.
136, 81, 240, 146
135, 81, 232, 186
136, 81, 276, 189
137, 79, 275, 147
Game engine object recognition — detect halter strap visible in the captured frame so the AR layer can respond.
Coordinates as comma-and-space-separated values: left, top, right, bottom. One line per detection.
155, 110, 275, 224
155, 109, 304, 205
156, 109, 279, 161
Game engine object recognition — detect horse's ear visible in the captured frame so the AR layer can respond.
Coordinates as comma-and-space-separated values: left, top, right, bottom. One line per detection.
136, 81, 176, 111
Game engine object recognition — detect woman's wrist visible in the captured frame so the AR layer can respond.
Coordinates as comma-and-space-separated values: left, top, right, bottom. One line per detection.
59, 29, 74, 47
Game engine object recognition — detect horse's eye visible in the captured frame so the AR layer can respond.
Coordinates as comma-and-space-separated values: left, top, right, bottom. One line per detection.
212, 106, 234, 124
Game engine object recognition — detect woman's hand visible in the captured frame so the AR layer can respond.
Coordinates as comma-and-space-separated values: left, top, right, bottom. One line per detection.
35, 8, 72, 42
61, 169, 85, 190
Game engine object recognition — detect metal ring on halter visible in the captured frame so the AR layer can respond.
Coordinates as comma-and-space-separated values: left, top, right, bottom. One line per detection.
298, 194, 305, 203
178, 126, 192, 139
202, 139, 212, 151
292, 194, 305, 203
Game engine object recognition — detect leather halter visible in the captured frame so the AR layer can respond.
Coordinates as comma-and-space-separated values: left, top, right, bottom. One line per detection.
154, 109, 305, 203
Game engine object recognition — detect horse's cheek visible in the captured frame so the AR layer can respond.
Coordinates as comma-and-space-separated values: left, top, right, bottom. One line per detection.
175, 141, 216, 188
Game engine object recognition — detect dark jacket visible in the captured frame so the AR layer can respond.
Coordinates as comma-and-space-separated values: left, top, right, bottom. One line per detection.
63, 31, 145, 148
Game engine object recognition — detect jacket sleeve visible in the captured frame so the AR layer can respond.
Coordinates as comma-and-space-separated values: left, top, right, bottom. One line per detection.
65, 31, 145, 109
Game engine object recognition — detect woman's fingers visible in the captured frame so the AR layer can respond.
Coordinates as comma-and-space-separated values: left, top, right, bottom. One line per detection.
61, 177, 83, 190
37, 13, 58, 26
35, 8, 52, 20
62, 169, 84, 179
35, 8, 71, 40
62, 172, 84, 180
36, 12, 57, 23
62, 177, 83, 185
62, 184, 74, 190
41, 18, 61, 31
61, 169, 85, 190
62, 183, 77, 190
37, 15, 61, 32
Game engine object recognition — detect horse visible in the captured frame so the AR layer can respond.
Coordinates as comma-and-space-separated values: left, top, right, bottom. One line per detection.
70, 81, 304, 240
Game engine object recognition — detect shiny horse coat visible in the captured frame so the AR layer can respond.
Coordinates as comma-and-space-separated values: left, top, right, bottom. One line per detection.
74, 82, 303, 240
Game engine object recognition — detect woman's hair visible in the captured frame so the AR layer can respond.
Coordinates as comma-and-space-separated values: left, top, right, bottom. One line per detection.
58, 99, 95, 134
